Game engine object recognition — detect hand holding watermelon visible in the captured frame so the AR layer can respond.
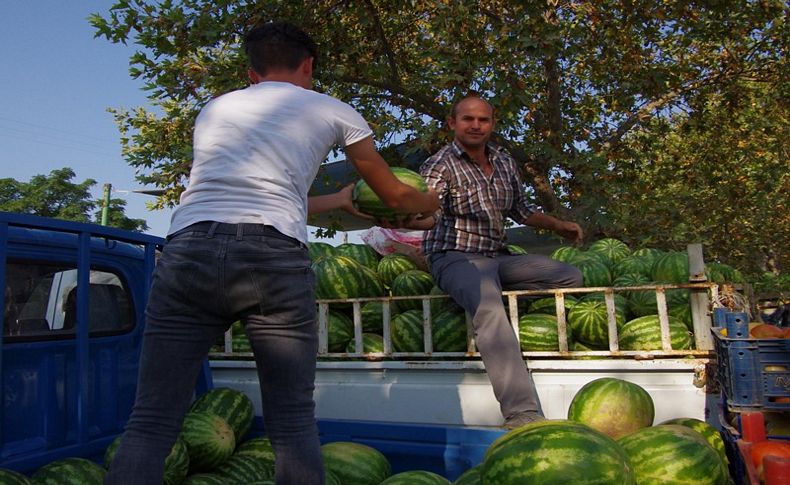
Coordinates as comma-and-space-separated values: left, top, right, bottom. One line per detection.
352, 167, 437, 225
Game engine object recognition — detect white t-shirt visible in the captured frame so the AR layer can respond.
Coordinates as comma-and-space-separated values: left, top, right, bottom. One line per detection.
168, 81, 372, 243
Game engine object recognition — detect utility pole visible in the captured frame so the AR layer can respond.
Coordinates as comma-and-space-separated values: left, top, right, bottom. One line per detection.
100, 183, 111, 226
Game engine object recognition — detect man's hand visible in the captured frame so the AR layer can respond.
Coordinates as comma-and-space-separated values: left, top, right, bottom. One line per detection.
554, 221, 584, 245
306, 183, 372, 219
376, 213, 436, 231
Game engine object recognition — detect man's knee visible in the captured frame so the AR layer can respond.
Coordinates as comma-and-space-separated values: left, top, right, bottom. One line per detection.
562, 264, 584, 288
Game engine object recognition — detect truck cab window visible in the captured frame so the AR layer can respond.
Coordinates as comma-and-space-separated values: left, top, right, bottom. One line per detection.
4, 262, 134, 340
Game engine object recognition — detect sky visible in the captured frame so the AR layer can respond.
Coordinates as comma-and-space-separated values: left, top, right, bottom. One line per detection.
0, 1, 359, 243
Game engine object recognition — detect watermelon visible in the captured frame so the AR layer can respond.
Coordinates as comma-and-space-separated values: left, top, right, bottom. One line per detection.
234, 436, 276, 464
0, 469, 33, 485
452, 464, 481, 485
321, 441, 392, 485
232, 332, 251, 353
550, 246, 583, 263
706, 262, 744, 283
429, 285, 463, 316
380, 470, 451, 484
190, 387, 255, 443
580, 292, 629, 314
527, 295, 577, 315
308, 241, 335, 262
359, 265, 387, 297
390, 309, 424, 352
658, 417, 729, 467
567, 299, 625, 348
180, 411, 236, 472
588, 238, 631, 266
668, 303, 694, 331
104, 435, 190, 485
391, 269, 434, 312
617, 424, 729, 485
334, 243, 380, 271
612, 255, 653, 280
213, 453, 274, 483
313, 255, 371, 301
519, 313, 569, 351
567, 377, 655, 440
632, 247, 662, 261
360, 301, 391, 334
482, 420, 635, 484
325, 469, 342, 485
377, 253, 419, 288
612, 272, 652, 298
432, 309, 468, 352
506, 244, 528, 255
619, 315, 693, 350
346, 333, 385, 353
181, 473, 227, 484
352, 167, 428, 222
326, 310, 354, 352
626, 287, 661, 318
32, 457, 106, 485
651, 251, 689, 284
574, 258, 613, 287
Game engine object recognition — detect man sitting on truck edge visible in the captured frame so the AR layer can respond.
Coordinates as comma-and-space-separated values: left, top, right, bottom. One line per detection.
415, 94, 584, 429
105, 21, 438, 485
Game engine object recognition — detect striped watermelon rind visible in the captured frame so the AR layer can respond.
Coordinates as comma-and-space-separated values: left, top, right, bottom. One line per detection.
567, 299, 625, 348
432, 309, 467, 352
334, 243, 380, 271
346, 333, 385, 353
32, 457, 106, 485
326, 310, 354, 352
452, 464, 481, 485
658, 417, 729, 467
377, 253, 419, 288
482, 420, 635, 484
619, 315, 693, 350
519, 313, 569, 351
213, 453, 274, 483
588, 238, 631, 266
234, 436, 276, 464
0, 469, 32, 485
321, 441, 392, 485
390, 309, 424, 352
380, 470, 452, 484
180, 411, 236, 473
190, 387, 255, 443
567, 377, 655, 440
181, 473, 227, 484
307, 241, 335, 262
617, 424, 729, 485
313, 255, 370, 301
574, 259, 613, 287
651, 251, 689, 284
390, 269, 434, 312
352, 167, 428, 222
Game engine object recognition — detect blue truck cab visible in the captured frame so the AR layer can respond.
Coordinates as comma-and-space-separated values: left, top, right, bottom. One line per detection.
0, 212, 197, 473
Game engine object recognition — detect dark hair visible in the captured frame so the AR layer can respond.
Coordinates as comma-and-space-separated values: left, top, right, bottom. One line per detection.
243, 21, 318, 76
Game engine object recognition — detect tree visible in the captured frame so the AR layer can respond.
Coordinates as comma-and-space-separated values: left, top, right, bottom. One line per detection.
90, 0, 787, 272
0, 168, 149, 232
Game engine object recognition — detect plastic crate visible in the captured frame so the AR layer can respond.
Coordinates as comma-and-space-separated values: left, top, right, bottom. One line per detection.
711, 311, 790, 412
720, 411, 790, 485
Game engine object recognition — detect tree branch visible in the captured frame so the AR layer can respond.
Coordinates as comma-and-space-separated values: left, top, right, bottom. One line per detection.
361, 0, 402, 89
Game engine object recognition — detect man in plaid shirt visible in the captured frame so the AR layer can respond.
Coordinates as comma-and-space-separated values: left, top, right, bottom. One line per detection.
419, 95, 584, 429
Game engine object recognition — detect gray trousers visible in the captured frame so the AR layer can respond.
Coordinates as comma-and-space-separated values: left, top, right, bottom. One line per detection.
105, 223, 324, 485
428, 250, 583, 420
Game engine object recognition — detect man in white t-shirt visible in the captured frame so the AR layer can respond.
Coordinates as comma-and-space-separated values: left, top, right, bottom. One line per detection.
106, 22, 438, 485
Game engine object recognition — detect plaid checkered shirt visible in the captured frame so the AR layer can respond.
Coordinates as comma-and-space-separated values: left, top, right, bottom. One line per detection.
420, 141, 537, 257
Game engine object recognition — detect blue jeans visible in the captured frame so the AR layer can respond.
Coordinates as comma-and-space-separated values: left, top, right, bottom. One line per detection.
105, 223, 324, 485
428, 250, 582, 420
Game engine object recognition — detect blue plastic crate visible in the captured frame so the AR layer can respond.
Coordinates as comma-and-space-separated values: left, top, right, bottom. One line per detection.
712, 311, 790, 412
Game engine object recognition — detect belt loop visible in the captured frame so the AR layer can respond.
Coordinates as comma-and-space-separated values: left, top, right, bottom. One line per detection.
207, 222, 219, 239
236, 224, 244, 241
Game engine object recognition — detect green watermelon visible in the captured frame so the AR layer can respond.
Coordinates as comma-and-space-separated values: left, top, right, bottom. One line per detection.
550, 246, 583, 263
612, 255, 653, 280
104, 435, 190, 485
588, 238, 631, 266
705, 262, 744, 283
213, 453, 274, 483
180, 411, 236, 472
234, 436, 276, 464
506, 244, 528, 255
619, 315, 693, 350
575, 258, 613, 287
232, 332, 251, 353
658, 417, 729, 467
334, 243, 380, 271
326, 310, 354, 352
325, 469, 342, 485
612, 273, 652, 298
0, 469, 33, 485
626, 287, 661, 318
346, 333, 385, 353
359, 265, 387, 297
308, 241, 335, 262
527, 295, 577, 315
668, 303, 694, 331
580, 292, 629, 314
391, 269, 434, 312
432, 309, 467, 352
482, 420, 635, 484
190, 387, 255, 443
380, 470, 451, 484
452, 464, 481, 485
390, 309, 424, 352
567, 377, 655, 440
321, 441, 392, 485
352, 167, 428, 222
428, 285, 463, 316
519, 313, 569, 351
632, 247, 662, 262
651, 251, 689, 284
313, 255, 371, 301
567, 299, 625, 348
617, 424, 729, 485
32, 457, 106, 485
377, 253, 419, 288
360, 301, 387, 334
181, 473, 227, 484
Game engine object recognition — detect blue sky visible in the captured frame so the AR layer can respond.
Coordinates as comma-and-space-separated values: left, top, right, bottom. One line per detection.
0, 1, 360, 243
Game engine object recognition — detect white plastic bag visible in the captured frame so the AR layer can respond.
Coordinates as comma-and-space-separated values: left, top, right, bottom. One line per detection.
361, 227, 427, 269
